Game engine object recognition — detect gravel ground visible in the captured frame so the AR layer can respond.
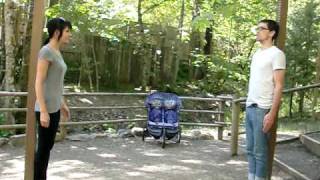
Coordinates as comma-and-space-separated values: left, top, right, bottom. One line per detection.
0, 136, 293, 180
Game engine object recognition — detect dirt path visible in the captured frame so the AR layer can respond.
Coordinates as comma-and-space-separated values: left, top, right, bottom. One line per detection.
0, 136, 293, 180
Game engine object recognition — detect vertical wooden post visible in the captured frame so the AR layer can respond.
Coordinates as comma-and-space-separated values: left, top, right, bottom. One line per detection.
231, 94, 240, 156
276, 0, 288, 50
24, 1, 46, 180
267, 0, 288, 179
217, 100, 225, 140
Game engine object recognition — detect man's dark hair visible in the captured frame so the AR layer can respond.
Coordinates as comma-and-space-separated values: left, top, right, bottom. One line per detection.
259, 19, 279, 40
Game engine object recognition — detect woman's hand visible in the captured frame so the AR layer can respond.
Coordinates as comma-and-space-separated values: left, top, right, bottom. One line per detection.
40, 112, 50, 128
61, 104, 70, 120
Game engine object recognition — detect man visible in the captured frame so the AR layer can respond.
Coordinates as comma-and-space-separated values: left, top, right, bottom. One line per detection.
246, 19, 286, 180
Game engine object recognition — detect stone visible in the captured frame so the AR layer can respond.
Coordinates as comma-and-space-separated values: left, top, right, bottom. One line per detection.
118, 129, 134, 138
9, 134, 26, 146
66, 134, 96, 141
0, 138, 9, 147
131, 127, 144, 137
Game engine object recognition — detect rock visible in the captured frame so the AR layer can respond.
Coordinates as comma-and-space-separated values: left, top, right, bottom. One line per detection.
105, 128, 116, 134
191, 130, 201, 137
198, 132, 215, 140
66, 134, 96, 141
94, 133, 109, 138
9, 134, 26, 146
118, 129, 134, 138
78, 98, 93, 105
0, 138, 9, 147
131, 127, 144, 137
55, 133, 65, 142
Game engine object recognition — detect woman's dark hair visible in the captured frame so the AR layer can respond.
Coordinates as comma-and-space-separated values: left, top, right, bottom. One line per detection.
44, 17, 72, 45
259, 19, 279, 40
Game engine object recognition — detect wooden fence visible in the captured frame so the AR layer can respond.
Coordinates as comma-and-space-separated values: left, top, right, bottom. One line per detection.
0, 92, 231, 140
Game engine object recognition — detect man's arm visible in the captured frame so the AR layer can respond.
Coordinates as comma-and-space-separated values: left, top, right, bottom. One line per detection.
263, 69, 285, 133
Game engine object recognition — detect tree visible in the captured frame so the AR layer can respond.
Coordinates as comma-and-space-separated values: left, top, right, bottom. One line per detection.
286, 0, 320, 115
3, 0, 18, 127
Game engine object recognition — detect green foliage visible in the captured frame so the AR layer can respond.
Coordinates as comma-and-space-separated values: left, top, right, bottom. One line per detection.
45, 0, 319, 98
0, 113, 12, 138
286, 0, 320, 87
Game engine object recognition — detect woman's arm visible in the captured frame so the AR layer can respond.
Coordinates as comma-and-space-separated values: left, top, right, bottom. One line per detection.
61, 97, 70, 120
35, 59, 50, 128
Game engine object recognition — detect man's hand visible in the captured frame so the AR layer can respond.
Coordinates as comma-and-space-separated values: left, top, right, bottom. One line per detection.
263, 112, 276, 133
40, 112, 50, 128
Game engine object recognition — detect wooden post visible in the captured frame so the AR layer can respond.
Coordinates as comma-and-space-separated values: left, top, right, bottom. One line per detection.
231, 94, 240, 156
267, 0, 288, 179
276, 0, 288, 50
24, 1, 46, 180
217, 100, 225, 140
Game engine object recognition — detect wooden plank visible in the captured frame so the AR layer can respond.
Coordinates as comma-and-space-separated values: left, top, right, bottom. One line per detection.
180, 96, 224, 101
24, 0, 46, 179
0, 91, 28, 96
0, 120, 228, 130
64, 92, 148, 96
0, 108, 27, 112
70, 106, 145, 110
217, 101, 225, 140
0, 107, 224, 114
273, 157, 312, 180
300, 134, 320, 157
0, 124, 27, 129
282, 83, 320, 93
180, 122, 226, 127
180, 109, 224, 114
231, 95, 240, 156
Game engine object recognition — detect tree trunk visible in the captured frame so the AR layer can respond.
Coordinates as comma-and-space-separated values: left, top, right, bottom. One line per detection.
298, 91, 304, 116
289, 92, 293, 117
137, 0, 148, 88
3, 0, 17, 127
0, 3, 5, 84
173, 0, 185, 85
91, 37, 99, 91
312, 49, 320, 120
204, 27, 212, 55
17, 0, 33, 92
190, 0, 202, 80
289, 65, 297, 117
178, 0, 185, 41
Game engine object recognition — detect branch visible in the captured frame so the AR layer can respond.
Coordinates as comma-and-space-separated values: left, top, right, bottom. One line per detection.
142, 0, 171, 14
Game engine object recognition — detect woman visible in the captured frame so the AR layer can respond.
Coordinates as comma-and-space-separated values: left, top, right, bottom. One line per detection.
34, 17, 72, 180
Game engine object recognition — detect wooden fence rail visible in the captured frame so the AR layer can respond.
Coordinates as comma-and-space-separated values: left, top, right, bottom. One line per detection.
0, 92, 229, 140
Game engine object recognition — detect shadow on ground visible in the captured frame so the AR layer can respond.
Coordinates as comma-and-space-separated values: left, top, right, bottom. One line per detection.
1, 137, 293, 180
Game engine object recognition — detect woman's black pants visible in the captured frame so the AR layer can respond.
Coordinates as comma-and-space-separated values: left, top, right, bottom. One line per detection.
34, 110, 60, 180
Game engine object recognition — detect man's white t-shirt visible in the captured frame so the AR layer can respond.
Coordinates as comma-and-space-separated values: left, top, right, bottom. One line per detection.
246, 46, 286, 109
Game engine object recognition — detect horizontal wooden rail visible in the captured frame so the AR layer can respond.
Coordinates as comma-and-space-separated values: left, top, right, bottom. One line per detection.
0, 91, 229, 101
0, 119, 227, 130
180, 109, 224, 114
180, 96, 224, 101
282, 83, 320, 93
233, 83, 320, 103
180, 122, 226, 127
0, 119, 146, 130
64, 92, 148, 96
0, 107, 224, 114
0, 92, 28, 96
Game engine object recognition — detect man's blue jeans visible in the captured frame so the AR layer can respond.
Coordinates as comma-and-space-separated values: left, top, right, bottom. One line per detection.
246, 105, 270, 180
